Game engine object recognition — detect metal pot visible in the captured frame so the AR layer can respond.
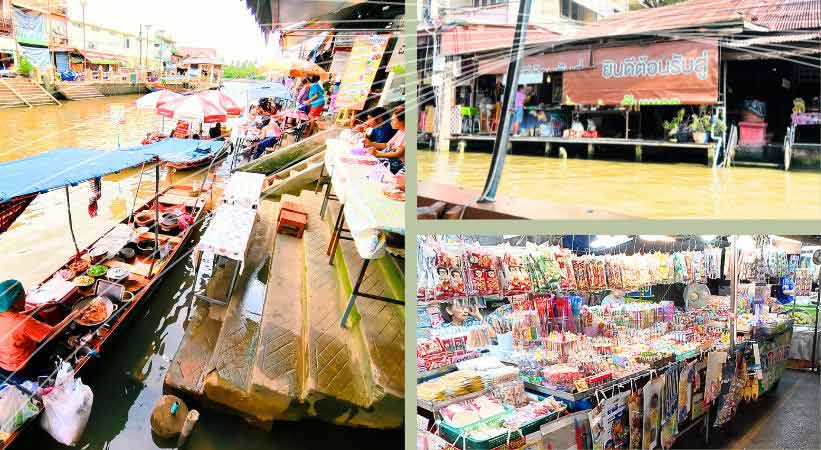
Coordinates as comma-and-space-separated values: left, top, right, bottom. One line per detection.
137, 240, 157, 256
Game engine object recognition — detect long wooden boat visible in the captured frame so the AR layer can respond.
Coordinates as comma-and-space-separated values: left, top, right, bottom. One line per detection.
0, 183, 212, 449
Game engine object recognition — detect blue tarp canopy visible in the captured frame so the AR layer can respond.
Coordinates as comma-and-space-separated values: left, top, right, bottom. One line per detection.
0, 148, 156, 203
126, 138, 225, 164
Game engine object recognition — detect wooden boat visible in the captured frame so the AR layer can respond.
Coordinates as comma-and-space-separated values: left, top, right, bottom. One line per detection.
0, 183, 212, 449
146, 82, 195, 95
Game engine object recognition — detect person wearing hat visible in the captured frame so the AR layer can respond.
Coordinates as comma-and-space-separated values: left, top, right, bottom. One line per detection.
0, 279, 56, 372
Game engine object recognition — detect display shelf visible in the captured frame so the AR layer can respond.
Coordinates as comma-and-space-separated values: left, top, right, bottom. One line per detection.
417, 389, 490, 414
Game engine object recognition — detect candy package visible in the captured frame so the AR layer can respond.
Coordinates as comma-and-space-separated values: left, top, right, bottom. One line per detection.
500, 245, 534, 295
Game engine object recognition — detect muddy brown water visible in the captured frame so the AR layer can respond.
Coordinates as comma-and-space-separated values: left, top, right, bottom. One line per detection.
417, 150, 821, 219
0, 94, 401, 449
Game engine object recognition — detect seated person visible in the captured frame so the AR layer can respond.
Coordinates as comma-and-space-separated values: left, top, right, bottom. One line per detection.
209, 123, 223, 140
0, 279, 71, 372
253, 117, 282, 159
356, 106, 396, 144
366, 109, 405, 174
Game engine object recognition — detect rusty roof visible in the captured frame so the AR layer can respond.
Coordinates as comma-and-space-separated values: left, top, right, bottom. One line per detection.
561, 0, 821, 43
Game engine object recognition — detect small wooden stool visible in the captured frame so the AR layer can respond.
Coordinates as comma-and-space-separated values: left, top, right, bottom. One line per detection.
277, 194, 307, 224
277, 209, 307, 238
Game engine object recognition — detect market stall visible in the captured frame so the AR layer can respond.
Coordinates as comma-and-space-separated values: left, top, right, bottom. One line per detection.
322, 133, 405, 327
417, 235, 806, 450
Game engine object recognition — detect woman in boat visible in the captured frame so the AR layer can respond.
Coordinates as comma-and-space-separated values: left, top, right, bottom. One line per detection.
209, 123, 223, 140
296, 78, 311, 116
0, 279, 72, 372
366, 109, 405, 174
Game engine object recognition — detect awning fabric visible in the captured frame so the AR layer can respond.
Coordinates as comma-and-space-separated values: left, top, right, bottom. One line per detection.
440, 24, 559, 57
0, 148, 156, 203
562, 40, 719, 106
124, 138, 225, 164
0, 194, 37, 233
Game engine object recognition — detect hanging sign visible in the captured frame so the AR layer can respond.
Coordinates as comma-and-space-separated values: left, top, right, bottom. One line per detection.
477, 48, 591, 75
563, 40, 719, 106
335, 34, 390, 110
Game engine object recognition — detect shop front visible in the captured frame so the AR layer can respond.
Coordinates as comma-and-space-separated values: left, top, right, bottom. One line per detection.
416, 235, 817, 450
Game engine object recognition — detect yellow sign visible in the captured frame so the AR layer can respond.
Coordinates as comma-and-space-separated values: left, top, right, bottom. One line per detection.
335, 34, 390, 111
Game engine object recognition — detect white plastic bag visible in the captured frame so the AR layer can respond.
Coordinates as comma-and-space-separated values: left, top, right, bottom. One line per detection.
40, 361, 93, 446
0, 384, 39, 434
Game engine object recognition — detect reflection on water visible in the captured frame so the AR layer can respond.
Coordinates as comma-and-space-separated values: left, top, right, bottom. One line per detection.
0, 94, 401, 449
418, 150, 821, 219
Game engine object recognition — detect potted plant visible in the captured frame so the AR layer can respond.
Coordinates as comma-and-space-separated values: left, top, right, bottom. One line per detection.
690, 114, 710, 144
663, 108, 686, 142
711, 118, 726, 141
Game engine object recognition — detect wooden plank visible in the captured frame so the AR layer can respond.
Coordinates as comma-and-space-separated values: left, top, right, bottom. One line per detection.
452, 134, 714, 149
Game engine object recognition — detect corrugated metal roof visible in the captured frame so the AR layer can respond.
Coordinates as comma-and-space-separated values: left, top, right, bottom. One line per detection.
742, 0, 821, 30
557, 0, 820, 44
725, 31, 821, 46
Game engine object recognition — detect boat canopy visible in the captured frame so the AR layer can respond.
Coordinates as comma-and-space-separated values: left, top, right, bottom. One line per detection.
0, 147, 156, 203
125, 138, 226, 164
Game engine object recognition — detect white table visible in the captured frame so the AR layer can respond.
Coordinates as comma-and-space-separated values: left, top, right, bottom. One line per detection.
193, 204, 257, 304
222, 172, 266, 209
321, 138, 405, 327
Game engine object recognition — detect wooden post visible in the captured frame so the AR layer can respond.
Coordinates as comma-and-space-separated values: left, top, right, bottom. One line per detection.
707, 144, 715, 167
148, 165, 160, 277
587, 143, 594, 159
177, 410, 199, 448
635, 144, 642, 162
545, 142, 551, 156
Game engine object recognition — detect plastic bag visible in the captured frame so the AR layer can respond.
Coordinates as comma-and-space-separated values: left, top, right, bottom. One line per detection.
0, 384, 39, 434
40, 361, 93, 446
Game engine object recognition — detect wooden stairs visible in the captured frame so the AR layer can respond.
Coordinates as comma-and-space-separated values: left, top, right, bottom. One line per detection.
0, 77, 61, 108
56, 81, 104, 100
164, 191, 404, 430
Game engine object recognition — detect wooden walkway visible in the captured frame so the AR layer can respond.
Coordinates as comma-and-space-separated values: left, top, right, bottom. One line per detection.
165, 191, 404, 430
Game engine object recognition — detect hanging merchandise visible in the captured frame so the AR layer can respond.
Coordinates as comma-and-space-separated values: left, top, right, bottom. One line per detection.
500, 245, 534, 296
465, 243, 501, 297
573, 257, 590, 291
642, 375, 665, 450
588, 391, 630, 450
659, 365, 679, 449
556, 248, 577, 291
432, 241, 467, 301
795, 268, 812, 296
628, 390, 643, 450
604, 255, 625, 290
704, 351, 727, 404
677, 361, 695, 424
87, 177, 102, 218
705, 247, 722, 279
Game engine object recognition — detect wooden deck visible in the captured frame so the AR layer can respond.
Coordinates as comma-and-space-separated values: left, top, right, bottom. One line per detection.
450, 134, 717, 165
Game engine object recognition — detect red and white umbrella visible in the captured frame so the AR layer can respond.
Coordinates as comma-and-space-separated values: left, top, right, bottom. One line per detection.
157, 95, 227, 123
198, 90, 242, 117
135, 90, 182, 110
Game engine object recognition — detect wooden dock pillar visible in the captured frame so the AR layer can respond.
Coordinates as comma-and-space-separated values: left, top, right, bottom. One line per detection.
507, 141, 514, 154
457, 140, 466, 153
707, 144, 714, 167
635, 145, 642, 162
545, 142, 551, 156
587, 143, 594, 159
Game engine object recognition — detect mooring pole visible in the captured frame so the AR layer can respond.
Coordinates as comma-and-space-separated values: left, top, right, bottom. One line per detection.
148, 165, 160, 277
478, 0, 533, 202
64, 186, 81, 256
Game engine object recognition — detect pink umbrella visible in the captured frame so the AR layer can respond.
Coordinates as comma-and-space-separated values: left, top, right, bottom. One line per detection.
135, 90, 182, 110
198, 90, 242, 117
157, 95, 227, 123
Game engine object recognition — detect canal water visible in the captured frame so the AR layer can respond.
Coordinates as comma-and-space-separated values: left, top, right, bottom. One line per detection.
417, 150, 821, 219
0, 93, 401, 449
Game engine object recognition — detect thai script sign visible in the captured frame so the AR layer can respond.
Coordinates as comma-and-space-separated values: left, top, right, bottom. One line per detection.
335, 34, 390, 110
563, 40, 718, 106
477, 48, 591, 76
